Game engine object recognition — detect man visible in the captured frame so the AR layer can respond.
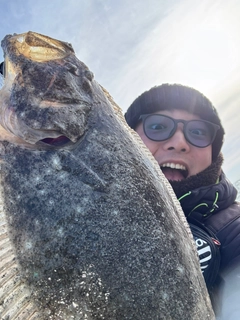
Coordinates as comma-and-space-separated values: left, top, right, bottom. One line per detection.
125, 84, 240, 319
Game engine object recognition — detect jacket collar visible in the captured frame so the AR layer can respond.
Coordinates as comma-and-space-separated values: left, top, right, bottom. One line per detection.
178, 172, 237, 220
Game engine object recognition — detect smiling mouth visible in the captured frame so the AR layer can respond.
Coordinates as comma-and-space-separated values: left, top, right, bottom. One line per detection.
160, 163, 188, 180
40, 135, 71, 146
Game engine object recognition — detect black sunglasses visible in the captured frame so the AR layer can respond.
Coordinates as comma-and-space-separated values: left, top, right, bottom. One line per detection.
139, 114, 220, 148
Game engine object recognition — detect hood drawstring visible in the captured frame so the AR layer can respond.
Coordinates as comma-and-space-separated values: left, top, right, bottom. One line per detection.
209, 191, 219, 213
178, 191, 191, 202
178, 191, 219, 219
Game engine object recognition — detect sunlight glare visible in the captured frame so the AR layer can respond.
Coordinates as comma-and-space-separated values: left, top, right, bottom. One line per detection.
174, 24, 238, 93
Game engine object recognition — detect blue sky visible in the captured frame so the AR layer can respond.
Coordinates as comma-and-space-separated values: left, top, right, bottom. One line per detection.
0, 0, 240, 187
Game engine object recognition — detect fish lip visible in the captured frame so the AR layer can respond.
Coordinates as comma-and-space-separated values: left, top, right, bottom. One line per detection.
160, 161, 189, 178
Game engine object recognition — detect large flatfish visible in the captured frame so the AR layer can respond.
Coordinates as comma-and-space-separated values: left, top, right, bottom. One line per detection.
0, 32, 214, 319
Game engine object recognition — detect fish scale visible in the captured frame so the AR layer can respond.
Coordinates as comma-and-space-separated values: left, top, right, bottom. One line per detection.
0, 32, 215, 319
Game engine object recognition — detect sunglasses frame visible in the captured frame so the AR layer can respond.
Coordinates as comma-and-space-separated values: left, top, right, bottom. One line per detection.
139, 114, 220, 148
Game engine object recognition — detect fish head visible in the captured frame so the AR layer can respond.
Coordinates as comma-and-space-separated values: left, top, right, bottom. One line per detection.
0, 31, 95, 147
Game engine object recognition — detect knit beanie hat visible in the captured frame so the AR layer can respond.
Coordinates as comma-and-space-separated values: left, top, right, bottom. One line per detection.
125, 84, 225, 161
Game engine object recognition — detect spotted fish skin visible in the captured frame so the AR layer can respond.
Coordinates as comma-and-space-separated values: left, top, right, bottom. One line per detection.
0, 32, 215, 319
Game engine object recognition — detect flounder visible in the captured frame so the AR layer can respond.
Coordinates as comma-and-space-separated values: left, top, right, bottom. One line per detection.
0, 32, 214, 319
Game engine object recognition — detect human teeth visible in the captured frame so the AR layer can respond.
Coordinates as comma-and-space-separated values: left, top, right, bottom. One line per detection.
161, 163, 186, 171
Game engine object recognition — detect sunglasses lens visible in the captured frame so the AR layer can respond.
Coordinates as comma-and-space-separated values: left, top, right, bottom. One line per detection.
142, 114, 218, 147
185, 120, 216, 147
143, 115, 175, 141
0, 62, 4, 76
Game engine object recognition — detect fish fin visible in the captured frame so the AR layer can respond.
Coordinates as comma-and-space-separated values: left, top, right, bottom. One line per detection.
0, 197, 41, 319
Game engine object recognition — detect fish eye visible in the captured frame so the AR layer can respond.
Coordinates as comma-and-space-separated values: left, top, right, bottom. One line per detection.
85, 70, 94, 81
64, 62, 79, 75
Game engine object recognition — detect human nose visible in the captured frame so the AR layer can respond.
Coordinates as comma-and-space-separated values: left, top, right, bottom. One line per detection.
163, 126, 190, 152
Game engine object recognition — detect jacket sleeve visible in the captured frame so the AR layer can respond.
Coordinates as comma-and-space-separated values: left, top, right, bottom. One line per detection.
206, 202, 240, 319
217, 258, 240, 320
206, 202, 240, 270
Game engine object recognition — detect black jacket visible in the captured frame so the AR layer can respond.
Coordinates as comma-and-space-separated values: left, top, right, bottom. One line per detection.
178, 172, 240, 318
179, 172, 240, 271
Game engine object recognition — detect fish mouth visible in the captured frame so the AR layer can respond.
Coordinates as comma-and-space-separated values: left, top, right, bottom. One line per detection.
0, 106, 76, 147
39, 135, 71, 146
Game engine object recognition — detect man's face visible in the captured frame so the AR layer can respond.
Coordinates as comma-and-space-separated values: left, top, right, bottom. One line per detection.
135, 109, 212, 181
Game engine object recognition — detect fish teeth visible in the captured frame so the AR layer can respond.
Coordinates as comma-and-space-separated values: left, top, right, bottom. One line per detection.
161, 163, 186, 171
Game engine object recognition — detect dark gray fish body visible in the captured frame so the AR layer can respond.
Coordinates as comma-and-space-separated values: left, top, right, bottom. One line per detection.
0, 32, 215, 319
